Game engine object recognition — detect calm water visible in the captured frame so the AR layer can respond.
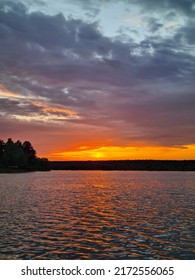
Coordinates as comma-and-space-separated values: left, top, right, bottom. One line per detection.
0, 170, 194, 260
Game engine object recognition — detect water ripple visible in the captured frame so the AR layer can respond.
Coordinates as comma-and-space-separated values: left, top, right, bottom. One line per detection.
0, 171, 195, 259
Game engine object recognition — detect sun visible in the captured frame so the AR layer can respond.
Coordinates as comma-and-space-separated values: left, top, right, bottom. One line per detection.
92, 151, 104, 159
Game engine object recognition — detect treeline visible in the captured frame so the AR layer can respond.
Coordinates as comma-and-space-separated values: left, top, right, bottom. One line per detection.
0, 138, 50, 172
50, 160, 195, 171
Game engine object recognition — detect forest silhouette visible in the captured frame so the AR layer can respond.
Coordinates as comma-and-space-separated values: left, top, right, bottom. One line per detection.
50, 159, 195, 171
0, 138, 50, 172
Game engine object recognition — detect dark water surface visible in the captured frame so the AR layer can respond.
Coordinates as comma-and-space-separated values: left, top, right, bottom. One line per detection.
0, 170, 194, 260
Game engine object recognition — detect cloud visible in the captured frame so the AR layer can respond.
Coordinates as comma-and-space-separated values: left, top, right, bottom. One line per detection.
174, 19, 195, 45
0, 0, 195, 153
147, 18, 164, 33
130, 0, 195, 16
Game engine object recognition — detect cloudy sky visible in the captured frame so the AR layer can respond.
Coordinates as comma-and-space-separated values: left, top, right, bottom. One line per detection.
0, 0, 195, 160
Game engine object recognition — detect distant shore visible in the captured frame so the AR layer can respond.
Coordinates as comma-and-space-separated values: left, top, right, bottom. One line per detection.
0, 168, 50, 173
1, 160, 195, 173
0, 168, 29, 173
50, 160, 195, 171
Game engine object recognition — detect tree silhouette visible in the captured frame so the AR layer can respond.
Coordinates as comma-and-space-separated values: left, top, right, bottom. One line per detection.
0, 140, 5, 156
22, 141, 36, 163
0, 138, 50, 172
0, 140, 5, 167
3, 138, 16, 167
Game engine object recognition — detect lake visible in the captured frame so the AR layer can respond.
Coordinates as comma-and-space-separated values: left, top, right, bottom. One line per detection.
0, 170, 194, 259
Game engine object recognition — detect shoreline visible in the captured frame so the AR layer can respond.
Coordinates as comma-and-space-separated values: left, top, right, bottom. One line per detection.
50, 159, 195, 171
1, 160, 195, 173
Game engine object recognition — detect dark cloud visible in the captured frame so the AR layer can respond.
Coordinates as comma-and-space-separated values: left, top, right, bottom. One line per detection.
0, 99, 40, 116
1, 1, 193, 85
174, 20, 195, 45
78, 22, 101, 40
147, 18, 164, 33
0, 97, 72, 120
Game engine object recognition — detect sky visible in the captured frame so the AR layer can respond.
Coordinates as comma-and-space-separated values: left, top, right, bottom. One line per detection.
0, 0, 195, 160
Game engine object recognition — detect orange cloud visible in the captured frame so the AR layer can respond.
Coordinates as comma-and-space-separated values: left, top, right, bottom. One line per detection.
0, 84, 23, 99
32, 100, 77, 116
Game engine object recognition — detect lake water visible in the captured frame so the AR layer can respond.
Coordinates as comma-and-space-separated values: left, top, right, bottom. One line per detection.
0, 170, 194, 260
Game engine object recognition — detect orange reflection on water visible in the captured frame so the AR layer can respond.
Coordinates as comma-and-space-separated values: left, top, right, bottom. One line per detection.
0, 171, 194, 259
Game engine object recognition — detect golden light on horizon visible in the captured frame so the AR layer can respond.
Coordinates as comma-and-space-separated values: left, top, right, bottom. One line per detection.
47, 144, 195, 161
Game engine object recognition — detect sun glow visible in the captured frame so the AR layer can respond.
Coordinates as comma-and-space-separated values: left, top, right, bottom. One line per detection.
92, 150, 105, 159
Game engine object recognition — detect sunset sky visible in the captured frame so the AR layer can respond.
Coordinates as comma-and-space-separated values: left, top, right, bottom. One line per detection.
0, 0, 195, 160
